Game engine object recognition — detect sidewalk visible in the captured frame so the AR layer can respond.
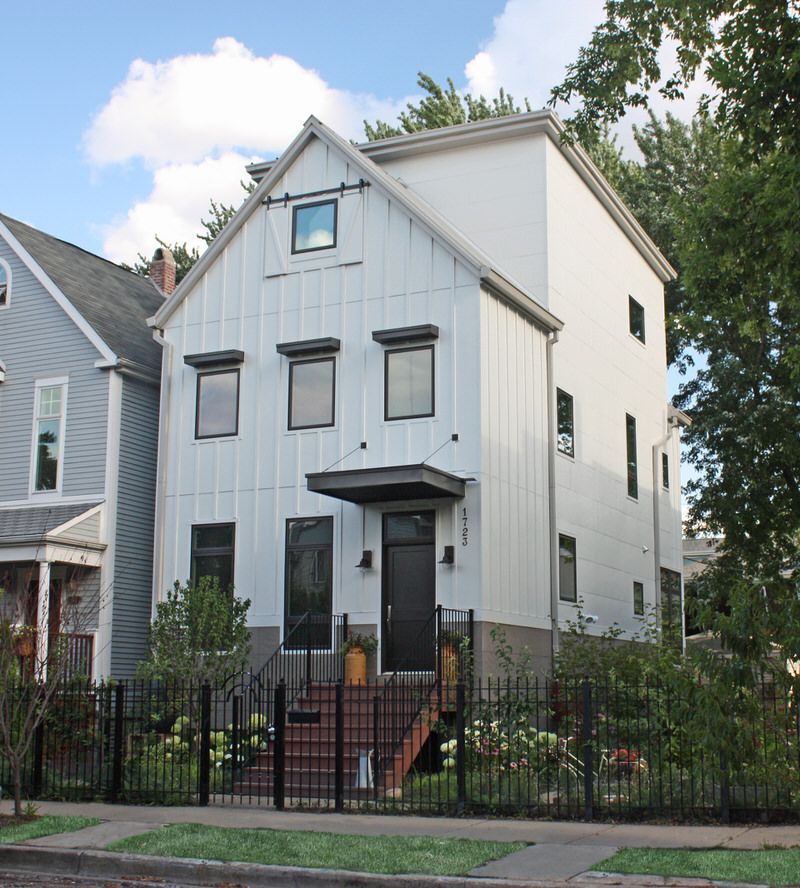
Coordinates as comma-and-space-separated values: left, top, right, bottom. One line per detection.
2, 800, 798, 886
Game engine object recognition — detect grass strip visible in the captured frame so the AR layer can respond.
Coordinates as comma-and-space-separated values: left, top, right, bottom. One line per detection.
109, 822, 526, 876
0, 815, 99, 844
596, 847, 800, 886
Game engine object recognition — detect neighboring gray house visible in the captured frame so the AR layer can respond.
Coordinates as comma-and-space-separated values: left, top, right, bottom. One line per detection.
0, 214, 166, 678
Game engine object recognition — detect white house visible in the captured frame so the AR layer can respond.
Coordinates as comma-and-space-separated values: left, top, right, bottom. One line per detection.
149, 111, 686, 677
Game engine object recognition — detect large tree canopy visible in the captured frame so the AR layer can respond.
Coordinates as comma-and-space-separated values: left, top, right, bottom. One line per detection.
550, 0, 800, 157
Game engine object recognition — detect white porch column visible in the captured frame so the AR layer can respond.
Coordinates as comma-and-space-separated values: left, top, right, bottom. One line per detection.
35, 560, 50, 681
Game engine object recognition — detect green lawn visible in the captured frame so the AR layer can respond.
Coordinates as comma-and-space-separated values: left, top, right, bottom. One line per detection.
0, 815, 99, 844
110, 822, 526, 876
596, 847, 800, 886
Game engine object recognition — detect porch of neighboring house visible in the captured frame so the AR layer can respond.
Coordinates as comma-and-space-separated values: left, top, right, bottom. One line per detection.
0, 502, 105, 679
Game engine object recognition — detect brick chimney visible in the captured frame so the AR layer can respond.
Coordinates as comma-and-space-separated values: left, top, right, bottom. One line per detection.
149, 246, 176, 295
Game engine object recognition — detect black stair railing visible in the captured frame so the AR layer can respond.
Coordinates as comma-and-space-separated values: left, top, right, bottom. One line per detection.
373, 605, 473, 784
255, 611, 347, 721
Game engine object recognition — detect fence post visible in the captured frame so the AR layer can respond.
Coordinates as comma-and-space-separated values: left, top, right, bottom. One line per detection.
455, 678, 466, 815
198, 684, 211, 806
274, 680, 286, 810
231, 695, 240, 794
372, 694, 381, 801
581, 678, 593, 821
720, 750, 730, 824
109, 683, 125, 803
32, 691, 45, 799
335, 681, 344, 811
436, 605, 443, 711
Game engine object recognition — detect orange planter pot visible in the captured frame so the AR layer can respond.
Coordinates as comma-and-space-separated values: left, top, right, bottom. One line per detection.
344, 649, 367, 685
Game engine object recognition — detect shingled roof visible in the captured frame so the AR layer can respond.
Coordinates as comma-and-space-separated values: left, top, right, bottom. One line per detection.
0, 214, 165, 373
0, 502, 101, 542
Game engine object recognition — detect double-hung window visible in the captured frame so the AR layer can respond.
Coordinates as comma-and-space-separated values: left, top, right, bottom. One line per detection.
626, 413, 638, 499
285, 517, 333, 646
191, 523, 235, 593
195, 369, 240, 439
385, 345, 434, 421
32, 381, 66, 492
556, 389, 574, 457
558, 534, 577, 602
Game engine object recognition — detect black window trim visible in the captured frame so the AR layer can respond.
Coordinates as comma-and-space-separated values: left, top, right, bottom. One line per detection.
558, 533, 577, 603
384, 344, 435, 422
194, 367, 241, 440
284, 515, 334, 643
626, 412, 639, 500
662, 451, 670, 489
633, 580, 645, 616
190, 521, 236, 590
556, 387, 575, 458
291, 198, 338, 255
628, 295, 646, 344
288, 356, 336, 431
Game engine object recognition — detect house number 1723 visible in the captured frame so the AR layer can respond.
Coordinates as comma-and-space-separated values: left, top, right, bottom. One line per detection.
461, 507, 469, 547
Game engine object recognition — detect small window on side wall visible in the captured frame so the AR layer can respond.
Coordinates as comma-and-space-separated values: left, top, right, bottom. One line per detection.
289, 357, 336, 430
195, 369, 240, 439
556, 388, 574, 457
662, 452, 670, 489
626, 413, 638, 499
558, 534, 577, 602
292, 200, 337, 253
0, 259, 9, 308
385, 345, 434, 421
191, 523, 235, 593
629, 296, 646, 343
633, 581, 644, 615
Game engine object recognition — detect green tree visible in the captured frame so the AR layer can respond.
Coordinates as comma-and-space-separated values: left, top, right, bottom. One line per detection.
364, 72, 531, 141
139, 578, 251, 686
549, 0, 800, 157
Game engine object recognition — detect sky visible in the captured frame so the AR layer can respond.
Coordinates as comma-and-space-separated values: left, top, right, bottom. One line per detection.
3, 0, 699, 444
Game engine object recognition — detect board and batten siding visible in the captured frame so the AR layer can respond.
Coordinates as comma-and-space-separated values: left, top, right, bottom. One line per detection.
0, 236, 108, 503
110, 375, 160, 677
478, 287, 551, 627
158, 133, 484, 632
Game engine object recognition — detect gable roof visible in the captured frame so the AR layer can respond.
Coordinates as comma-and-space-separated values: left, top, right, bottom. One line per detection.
0, 214, 165, 374
0, 501, 101, 544
152, 117, 562, 334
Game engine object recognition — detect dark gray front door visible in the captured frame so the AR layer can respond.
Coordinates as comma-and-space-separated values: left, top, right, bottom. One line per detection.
382, 511, 435, 671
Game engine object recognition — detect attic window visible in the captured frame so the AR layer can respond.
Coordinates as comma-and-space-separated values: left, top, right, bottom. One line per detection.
292, 200, 337, 253
0, 259, 10, 308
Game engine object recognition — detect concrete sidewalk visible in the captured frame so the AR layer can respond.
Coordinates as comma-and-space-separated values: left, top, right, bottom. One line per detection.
1, 800, 798, 886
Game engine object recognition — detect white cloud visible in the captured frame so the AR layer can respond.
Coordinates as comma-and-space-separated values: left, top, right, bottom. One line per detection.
87, 38, 404, 260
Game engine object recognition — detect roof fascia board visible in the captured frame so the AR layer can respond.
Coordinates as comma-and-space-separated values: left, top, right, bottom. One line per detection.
152, 120, 327, 328
480, 268, 563, 333
360, 112, 676, 284
0, 219, 117, 363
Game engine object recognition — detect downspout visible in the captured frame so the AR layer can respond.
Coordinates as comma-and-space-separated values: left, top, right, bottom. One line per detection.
546, 330, 560, 668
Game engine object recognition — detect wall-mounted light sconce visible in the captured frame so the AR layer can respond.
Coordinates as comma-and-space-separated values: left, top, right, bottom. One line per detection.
438, 545, 455, 565
356, 550, 373, 570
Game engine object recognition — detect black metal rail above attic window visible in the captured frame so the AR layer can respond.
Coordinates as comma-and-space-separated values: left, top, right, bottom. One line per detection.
263, 179, 369, 208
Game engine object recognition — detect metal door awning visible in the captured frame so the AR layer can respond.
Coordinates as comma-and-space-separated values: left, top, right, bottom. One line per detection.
306, 464, 469, 504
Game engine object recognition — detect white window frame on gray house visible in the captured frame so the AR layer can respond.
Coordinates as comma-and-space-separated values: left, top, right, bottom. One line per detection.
0, 257, 10, 309
30, 377, 68, 495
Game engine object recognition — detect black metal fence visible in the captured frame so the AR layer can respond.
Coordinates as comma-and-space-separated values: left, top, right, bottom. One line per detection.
3, 675, 800, 821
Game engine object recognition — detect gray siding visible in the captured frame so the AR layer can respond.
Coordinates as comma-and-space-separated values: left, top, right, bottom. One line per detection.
0, 237, 108, 502
110, 374, 160, 677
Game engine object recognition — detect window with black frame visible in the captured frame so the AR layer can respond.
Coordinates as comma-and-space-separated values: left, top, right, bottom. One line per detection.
288, 357, 335, 429
556, 388, 574, 457
660, 567, 682, 646
626, 413, 638, 499
629, 295, 646, 343
285, 517, 333, 648
385, 345, 434, 420
191, 523, 235, 593
558, 534, 577, 602
195, 368, 240, 439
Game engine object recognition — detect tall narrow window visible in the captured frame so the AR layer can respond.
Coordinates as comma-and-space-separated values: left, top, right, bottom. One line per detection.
191, 523, 235, 593
662, 452, 670, 489
292, 200, 337, 253
558, 534, 577, 602
626, 413, 638, 499
629, 296, 646, 343
285, 517, 333, 647
633, 581, 644, 616
0, 259, 9, 308
385, 345, 434, 420
289, 357, 336, 429
33, 383, 65, 492
556, 388, 574, 457
195, 369, 240, 439
660, 567, 682, 646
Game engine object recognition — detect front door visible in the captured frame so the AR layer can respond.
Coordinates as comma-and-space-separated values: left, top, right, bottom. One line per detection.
382, 511, 435, 671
